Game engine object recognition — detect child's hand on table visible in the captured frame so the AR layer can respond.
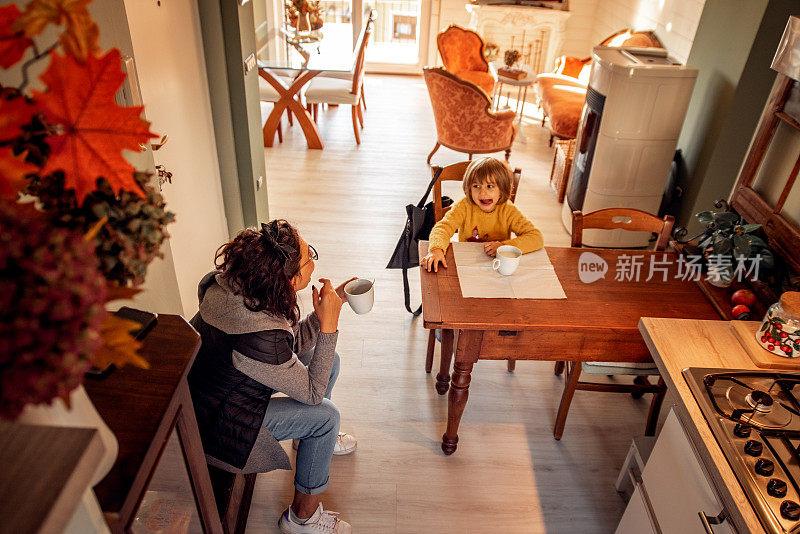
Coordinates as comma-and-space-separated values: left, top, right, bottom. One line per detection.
421, 249, 447, 272
483, 241, 503, 257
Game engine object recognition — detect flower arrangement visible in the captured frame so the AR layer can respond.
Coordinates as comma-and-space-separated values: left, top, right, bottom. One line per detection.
286, 0, 323, 31
0, 1, 173, 419
504, 49, 521, 68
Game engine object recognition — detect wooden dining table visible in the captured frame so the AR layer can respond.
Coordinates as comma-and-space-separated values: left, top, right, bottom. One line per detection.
418, 242, 720, 455
259, 29, 357, 150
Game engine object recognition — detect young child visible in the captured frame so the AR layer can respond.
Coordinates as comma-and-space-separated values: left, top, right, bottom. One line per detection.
421, 157, 543, 272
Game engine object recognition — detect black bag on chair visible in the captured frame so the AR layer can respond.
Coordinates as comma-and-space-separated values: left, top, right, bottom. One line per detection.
386, 167, 452, 315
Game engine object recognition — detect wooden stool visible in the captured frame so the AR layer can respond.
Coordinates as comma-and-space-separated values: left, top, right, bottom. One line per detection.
207, 465, 257, 534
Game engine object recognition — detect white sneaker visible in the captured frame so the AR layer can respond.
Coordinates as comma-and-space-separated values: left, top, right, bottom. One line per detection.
333, 432, 357, 455
292, 433, 357, 455
278, 504, 352, 534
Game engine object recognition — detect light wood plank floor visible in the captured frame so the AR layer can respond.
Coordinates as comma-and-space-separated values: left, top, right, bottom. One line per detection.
246, 74, 653, 533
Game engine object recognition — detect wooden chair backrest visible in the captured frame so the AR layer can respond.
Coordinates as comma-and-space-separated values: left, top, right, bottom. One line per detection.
351, 14, 375, 95
431, 161, 521, 222
571, 208, 674, 250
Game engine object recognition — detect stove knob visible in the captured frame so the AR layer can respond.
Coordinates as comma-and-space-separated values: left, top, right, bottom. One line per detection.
744, 440, 763, 456
768, 479, 788, 498
755, 458, 775, 476
781, 501, 800, 521
734, 423, 751, 438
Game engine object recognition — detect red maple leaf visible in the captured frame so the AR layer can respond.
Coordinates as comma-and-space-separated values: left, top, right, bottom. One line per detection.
0, 148, 38, 200
0, 93, 36, 143
0, 4, 33, 69
33, 49, 157, 203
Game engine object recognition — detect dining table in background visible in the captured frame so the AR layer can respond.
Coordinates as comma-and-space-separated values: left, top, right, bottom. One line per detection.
259, 28, 357, 150
418, 243, 721, 455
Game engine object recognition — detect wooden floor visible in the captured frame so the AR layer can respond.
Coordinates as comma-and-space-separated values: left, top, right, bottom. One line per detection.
241, 74, 653, 533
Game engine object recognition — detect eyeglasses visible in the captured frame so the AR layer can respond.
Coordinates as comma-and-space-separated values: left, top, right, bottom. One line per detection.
293, 244, 318, 275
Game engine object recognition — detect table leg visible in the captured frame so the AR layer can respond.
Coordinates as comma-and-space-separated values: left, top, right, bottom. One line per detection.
435, 329, 454, 395
259, 69, 324, 150
442, 359, 474, 455
441, 330, 481, 455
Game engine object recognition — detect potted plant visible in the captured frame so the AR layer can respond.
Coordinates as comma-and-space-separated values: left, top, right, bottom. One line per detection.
693, 209, 775, 286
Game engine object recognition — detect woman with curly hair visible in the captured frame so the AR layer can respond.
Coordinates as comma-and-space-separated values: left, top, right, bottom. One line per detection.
188, 219, 356, 534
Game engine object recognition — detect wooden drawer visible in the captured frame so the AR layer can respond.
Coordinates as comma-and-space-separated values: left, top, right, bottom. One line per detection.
477, 328, 652, 362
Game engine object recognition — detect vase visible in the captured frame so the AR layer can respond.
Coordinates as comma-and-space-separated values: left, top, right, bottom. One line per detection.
17, 385, 117, 534
17, 385, 118, 485
297, 13, 311, 34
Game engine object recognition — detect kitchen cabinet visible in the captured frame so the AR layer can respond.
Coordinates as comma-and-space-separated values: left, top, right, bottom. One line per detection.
617, 408, 736, 533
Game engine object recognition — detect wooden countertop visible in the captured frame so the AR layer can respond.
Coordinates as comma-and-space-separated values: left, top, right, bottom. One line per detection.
638, 317, 767, 534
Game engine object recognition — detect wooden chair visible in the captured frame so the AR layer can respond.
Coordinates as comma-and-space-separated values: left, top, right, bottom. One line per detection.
208, 465, 257, 534
303, 18, 373, 144
553, 208, 675, 440
316, 10, 376, 113
424, 161, 521, 394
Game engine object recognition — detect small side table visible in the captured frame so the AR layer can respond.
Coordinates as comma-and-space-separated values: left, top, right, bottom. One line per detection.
492, 72, 534, 143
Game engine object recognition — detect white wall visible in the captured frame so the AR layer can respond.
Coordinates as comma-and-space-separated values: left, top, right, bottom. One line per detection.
124, 0, 230, 317
430, 0, 705, 66
561, 0, 597, 58
592, 0, 705, 63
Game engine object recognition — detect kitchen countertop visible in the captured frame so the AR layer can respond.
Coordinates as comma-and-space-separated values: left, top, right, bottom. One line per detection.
639, 317, 770, 534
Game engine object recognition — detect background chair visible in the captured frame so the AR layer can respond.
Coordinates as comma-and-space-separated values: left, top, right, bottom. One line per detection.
552, 208, 675, 440
303, 18, 373, 144
423, 67, 516, 165
425, 161, 521, 394
316, 9, 376, 112
436, 25, 496, 95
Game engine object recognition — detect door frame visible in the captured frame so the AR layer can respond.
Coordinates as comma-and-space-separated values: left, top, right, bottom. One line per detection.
364, 0, 433, 74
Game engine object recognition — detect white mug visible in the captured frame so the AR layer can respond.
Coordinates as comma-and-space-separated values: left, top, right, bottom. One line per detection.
344, 278, 374, 314
492, 245, 522, 276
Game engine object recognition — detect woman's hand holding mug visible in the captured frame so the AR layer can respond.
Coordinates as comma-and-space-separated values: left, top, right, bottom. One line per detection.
313, 278, 343, 333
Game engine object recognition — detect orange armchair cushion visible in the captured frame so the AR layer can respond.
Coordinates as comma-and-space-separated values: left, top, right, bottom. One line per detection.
424, 67, 514, 152
437, 25, 494, 94
455, 70, 495, 95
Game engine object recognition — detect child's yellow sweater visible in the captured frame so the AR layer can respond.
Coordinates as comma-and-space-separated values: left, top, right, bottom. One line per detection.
428, 198, 543, 254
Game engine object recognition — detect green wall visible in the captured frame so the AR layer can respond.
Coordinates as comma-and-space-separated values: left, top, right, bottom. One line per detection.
197, 0, 270, 235
676, 0, 799, 234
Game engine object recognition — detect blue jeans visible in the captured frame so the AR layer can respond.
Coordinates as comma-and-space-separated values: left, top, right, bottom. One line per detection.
262, 350, 340, 495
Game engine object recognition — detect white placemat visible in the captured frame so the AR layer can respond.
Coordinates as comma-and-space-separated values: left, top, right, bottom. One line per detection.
451, 241, 567, 299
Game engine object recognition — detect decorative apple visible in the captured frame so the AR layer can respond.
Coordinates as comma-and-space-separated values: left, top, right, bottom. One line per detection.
732, 304, 751, 320
731, 289, 758, 308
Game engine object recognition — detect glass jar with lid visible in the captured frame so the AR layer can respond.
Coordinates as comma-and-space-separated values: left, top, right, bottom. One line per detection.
756, 291, 800, 358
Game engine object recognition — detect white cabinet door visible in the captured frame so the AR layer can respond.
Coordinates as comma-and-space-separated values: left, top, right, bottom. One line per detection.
642, 409, 735, 534
616, 486, 658, 534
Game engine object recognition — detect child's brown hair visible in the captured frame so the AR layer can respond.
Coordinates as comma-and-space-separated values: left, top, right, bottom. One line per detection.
462, 157, 514, 205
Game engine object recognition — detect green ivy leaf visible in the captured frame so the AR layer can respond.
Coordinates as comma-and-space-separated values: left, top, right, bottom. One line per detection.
696, 211, 714, 226
714, 211, 739, 228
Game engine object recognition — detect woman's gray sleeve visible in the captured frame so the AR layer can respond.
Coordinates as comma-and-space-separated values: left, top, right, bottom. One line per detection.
294, 312, 321, 355
232, 330, 338, 405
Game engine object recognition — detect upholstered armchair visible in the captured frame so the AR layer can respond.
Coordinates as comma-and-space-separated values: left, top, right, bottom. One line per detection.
423, 67, 516, 164
437, 25, 496, 95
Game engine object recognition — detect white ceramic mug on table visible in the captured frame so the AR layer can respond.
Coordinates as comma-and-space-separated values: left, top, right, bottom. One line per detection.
344, 278, 374, 314
492, 245, 522, 276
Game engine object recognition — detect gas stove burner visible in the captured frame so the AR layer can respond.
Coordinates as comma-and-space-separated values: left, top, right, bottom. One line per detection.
726, 384, 792, 429
684, 368, 800, 534
747, 390, 775, 413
